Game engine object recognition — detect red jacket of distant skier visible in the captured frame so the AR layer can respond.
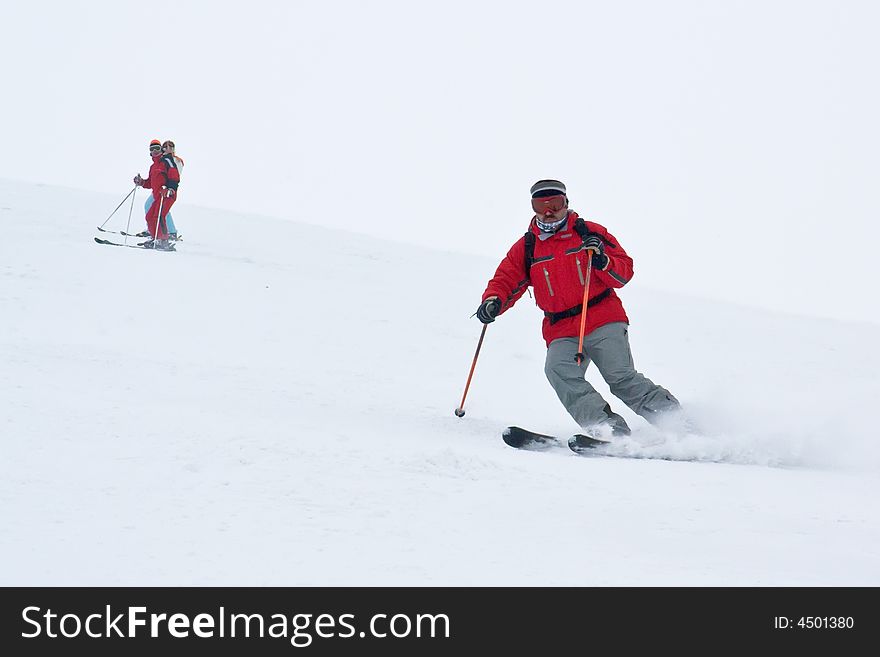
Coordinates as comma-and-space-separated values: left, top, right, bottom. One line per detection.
139, 153, 180, 193
481, 211, 633, 346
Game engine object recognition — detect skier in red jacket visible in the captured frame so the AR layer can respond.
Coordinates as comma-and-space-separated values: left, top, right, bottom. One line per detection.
476, 179, 680, 437
133, 139, 180, 250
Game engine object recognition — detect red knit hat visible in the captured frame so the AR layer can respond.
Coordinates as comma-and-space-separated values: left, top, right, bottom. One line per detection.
149, 139, 161, 147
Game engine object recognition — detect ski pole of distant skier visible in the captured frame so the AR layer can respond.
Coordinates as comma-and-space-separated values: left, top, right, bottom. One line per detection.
454, 323, 488, 417
574, 251, 594, 365
123, 185, 138, 244
98, 186, 137, 230
155, 192, 165, 243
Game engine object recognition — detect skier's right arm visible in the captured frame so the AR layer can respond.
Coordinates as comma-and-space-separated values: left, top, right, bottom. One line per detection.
481, 238, 530, 317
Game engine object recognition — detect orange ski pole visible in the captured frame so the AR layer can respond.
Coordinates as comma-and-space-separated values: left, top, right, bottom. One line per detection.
454, 323, 488, 417
574, 252, 594, 365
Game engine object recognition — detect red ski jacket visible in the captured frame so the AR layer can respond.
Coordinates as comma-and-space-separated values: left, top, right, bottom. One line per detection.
481, 211, 633, 346
139, 153, 181, 194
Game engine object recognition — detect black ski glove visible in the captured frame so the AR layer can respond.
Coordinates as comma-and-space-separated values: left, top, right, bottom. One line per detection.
583, 235, 609, 270
475, 297, 501, 324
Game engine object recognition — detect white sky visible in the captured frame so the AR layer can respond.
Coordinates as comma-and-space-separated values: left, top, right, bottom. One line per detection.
3, 0, 879, 323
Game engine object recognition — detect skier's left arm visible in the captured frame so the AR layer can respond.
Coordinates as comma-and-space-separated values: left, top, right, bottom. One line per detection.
585, 226, 634, 289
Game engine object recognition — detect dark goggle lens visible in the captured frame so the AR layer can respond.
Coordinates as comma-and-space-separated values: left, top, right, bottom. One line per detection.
149, 145, 161, 151
531, 195, 566, 214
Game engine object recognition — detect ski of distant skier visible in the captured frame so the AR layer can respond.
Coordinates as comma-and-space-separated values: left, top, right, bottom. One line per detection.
94, 237, 175, 251
96, 226, 142, 237
96, 227, 182, 240
94, 237, 146, 249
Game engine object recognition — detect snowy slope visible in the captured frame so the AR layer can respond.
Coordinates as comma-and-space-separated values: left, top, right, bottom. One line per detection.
1, 179, 878, 586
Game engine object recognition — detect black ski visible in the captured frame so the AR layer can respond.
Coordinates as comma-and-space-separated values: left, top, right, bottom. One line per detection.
502, 426, 564, 451
567, 433, 612, 454
94, 237, 175, 251
502, 426, 611, 453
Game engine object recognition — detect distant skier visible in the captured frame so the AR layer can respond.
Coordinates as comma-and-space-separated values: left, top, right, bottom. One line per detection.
475, 179, 681, 437
141, 140, 184, 240
133, 139, 179, 250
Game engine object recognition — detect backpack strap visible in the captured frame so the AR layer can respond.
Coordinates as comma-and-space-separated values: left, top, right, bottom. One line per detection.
523, 230, 536, 276
573, 217, 617, 249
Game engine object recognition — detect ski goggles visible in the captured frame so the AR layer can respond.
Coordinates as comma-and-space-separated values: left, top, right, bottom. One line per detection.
149, 145, 162, 152
531, 194, 566, 215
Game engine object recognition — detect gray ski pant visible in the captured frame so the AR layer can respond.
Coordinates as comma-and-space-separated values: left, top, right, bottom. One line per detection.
544, 322, 679, 428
